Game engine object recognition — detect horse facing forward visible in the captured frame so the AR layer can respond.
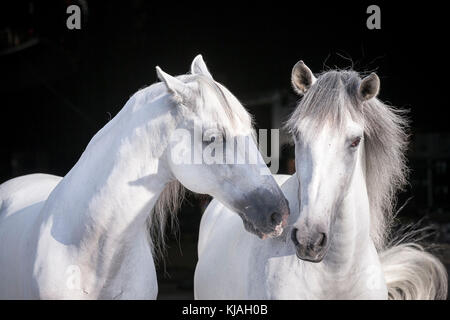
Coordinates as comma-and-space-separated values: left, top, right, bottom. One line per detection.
194, 61, 448, 299
0, 55, 289, 299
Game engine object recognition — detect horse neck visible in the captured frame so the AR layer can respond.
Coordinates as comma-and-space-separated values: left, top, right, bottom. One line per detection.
46, 92, 177, 267
321, 156, 372, 273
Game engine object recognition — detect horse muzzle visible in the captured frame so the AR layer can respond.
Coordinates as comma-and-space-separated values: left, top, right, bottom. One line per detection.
234, 186, 290, 239
241, 207, 289, 239
291, 227, 329, 262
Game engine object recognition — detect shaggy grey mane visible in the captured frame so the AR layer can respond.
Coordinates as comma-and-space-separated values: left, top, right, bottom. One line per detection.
286, 70, 410, 250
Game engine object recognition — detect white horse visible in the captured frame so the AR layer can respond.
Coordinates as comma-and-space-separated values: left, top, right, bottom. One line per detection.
194, 61, 448, 299
0, 55, 290, 299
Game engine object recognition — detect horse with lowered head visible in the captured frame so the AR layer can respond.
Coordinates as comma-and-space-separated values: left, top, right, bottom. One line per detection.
0, 55, 289, 299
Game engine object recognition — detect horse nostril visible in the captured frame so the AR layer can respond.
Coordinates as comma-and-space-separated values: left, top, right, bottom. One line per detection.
270, 212, 282, 226
315, 232, 327, 248
291, 228, 300, 246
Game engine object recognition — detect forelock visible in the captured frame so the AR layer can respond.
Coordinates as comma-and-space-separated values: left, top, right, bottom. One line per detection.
286, 70, 364, 136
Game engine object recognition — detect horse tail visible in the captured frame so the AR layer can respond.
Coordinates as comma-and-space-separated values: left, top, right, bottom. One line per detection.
379, 226, 448, 300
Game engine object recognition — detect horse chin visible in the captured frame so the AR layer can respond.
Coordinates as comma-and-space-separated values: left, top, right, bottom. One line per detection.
242, 218, 265, 239
266, 222, 285, 238
241, 216, 286, 240
295, 249, 327, 263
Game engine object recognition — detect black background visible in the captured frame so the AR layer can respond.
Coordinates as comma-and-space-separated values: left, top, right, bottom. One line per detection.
1, 1, 449, 299
1, 1, 448, 181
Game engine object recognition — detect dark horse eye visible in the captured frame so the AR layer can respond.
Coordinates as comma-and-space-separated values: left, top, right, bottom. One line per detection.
350, 137, 361, 148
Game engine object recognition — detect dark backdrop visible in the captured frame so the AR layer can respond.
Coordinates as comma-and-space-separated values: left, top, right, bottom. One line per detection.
1, 1, 448, 179
1, 1, 449, 298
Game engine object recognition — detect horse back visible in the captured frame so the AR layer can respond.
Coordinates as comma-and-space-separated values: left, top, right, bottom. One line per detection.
0, 174, 61, 216
0, 173, 61, 298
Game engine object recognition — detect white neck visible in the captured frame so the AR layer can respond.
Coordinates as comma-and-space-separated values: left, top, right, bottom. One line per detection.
39, 91, 178, 298
324, 163, 371, 270
303, 158, 374, 298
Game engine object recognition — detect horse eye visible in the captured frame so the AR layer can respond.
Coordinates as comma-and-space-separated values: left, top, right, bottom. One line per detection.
350, 137, 361, 148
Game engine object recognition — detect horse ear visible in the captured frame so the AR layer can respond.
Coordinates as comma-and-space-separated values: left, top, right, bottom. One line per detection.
190, 54, 213, 79
358, 73, 380, 101
291, 60, 317, 95
156, 66, 192, 103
